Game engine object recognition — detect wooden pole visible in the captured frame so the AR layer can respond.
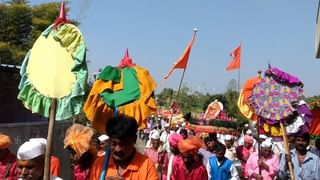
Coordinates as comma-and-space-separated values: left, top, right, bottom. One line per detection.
170, 63, 186, 126
174, 28, 197, 104
257, 118, 261, 175
280, 122, 295, 180
44, 98, 57, 180
237, 43, 242, 94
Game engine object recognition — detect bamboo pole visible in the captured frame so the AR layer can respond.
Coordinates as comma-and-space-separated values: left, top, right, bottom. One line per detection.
257, 71, 262, 176
257, 118, 261, 175
280, 122, 295, 180
44, 98, 57, 180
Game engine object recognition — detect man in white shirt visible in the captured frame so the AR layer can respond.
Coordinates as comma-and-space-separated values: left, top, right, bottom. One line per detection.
160, 123, 171, 152
224, 135, 237, 161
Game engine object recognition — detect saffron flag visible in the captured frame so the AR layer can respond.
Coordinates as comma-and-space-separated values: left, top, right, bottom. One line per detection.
226, 44, 241, 71
163, 32, 196, 80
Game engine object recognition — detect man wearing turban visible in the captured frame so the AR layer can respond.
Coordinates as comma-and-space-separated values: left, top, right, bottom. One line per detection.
171, 137, 208, 180
236, 135, 255, 179
162, 133, 182, 180
63, 124, 96, 180
0, 133, 16, 179
245, 138, 279, 180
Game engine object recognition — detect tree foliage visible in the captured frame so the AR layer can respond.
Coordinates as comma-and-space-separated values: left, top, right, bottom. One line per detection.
0, 2, 32, 64
0, 1, 74, 65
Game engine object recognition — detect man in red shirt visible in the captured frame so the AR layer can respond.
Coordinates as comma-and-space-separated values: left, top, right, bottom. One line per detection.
0, 133, 16, 179
171, 136, 208, 180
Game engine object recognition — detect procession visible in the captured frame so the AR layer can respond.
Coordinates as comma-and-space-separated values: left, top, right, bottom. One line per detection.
1, 0, 320, 180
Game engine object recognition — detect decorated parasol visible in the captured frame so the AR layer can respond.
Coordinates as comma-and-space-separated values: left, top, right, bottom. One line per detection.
17, 2, 88, 179
245, 65, 312, 179
83, 48, 157, 133
83, 49, 156, 179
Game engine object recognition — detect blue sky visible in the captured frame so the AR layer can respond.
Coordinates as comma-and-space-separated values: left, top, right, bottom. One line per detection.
32, 0, 320, 96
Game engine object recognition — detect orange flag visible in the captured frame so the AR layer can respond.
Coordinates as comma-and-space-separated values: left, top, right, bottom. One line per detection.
163, 32, 196, 80
226, 44, 241, 71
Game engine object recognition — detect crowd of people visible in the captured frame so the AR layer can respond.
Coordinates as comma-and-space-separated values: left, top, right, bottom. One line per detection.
1, 115, 320, 180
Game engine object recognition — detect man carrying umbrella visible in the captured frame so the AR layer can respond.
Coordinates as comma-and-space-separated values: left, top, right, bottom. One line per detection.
278, 133, 320, 180
245, 138, 279, 180
90, 115, 158, 180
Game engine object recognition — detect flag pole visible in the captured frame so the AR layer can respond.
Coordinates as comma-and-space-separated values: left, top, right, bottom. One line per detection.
176, 68, 186, 100
175, 28, 198, 102
237, 43, 241, 93
238, 68, 241, 93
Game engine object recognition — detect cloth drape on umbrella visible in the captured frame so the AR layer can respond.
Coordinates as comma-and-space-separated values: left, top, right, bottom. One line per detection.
237, 76, 260, 120
309, 102, 320, 136
83, 50, 156, 133
18, 23, 88, 120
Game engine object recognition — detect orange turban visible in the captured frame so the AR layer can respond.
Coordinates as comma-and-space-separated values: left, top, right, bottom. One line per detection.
63, 124, 94, 156
178, 137, 202, 155
0, 133, 11, 149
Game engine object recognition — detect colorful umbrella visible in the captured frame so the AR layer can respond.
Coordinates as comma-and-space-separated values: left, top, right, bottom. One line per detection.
246, 65, 311, 180
17, 2, 88, 179
248, 66, 311, 136
18, 3, 87, 121
83, 49, 157, 133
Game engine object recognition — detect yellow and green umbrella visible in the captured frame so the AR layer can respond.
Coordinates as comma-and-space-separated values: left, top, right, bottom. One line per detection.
17, 2, 87, 179
84, 49, 157, 133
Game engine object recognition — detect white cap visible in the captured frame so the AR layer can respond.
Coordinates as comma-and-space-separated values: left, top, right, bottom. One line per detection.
259, 134, 267, 139
244, 124, 249, 127
150, 131, 160, 140
29, 138, 47, 145
245, 129, 253, 135
17, 140, 46, 160
224, 135, 233, 141
164, 123, 170, 128
261, 138, 273, 148
98, 134, 109, 142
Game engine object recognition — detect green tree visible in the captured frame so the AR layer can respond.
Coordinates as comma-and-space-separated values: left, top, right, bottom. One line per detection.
6, 0, 29, 5
156, 88, 175, 107
0, 2, 32, 64
30, 2, 60, 45
0, 1, 76, 65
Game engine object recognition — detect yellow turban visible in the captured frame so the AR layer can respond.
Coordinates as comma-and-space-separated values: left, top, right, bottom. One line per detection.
0, 133, 11, 149
63, 124, 94, 156
178, 137, 202, 155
